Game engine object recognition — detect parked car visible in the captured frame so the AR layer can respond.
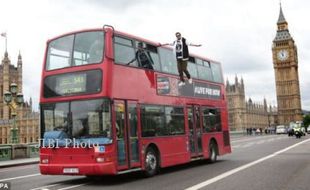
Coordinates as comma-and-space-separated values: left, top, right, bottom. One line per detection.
276, 125, 287, 134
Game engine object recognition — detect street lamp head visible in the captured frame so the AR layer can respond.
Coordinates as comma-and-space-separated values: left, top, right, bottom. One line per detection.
10, 83, 18, 94
4, 91, 12, 103
16, 93, 24, 104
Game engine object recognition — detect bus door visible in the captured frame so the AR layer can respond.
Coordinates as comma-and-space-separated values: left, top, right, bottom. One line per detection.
114, 100, 140, 170
187, 105, 203, 157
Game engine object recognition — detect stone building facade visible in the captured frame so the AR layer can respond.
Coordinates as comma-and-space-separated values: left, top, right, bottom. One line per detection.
226, 76, 278, 131
0, 51, 39, 144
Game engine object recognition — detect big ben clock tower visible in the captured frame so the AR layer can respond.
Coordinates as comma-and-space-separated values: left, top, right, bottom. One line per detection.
272, 4, 303, 124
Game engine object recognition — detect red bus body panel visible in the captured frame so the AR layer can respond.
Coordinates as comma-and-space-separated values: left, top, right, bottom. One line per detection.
40, 145, 117, 175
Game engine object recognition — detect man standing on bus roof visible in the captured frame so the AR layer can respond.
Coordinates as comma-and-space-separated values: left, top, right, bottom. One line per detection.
161, 32, 201, 86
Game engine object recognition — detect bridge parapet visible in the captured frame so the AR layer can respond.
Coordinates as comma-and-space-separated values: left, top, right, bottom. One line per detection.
0, 143, 39, 161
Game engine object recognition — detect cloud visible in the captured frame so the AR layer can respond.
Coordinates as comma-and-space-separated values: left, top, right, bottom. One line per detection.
1, 0, 310, 111
77, 0, 145, 10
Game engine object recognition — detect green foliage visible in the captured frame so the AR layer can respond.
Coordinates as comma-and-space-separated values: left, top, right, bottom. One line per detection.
303, 114, 310, 129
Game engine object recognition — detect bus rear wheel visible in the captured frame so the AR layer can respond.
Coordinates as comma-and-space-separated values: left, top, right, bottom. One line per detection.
143, 147, 158, 177
207, 141, 218, 163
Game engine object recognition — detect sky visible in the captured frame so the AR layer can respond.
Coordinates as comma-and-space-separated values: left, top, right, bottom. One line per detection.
0, 0, 309, 111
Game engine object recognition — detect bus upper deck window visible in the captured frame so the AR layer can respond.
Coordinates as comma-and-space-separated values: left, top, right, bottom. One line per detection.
46, 35, 74, 70
46, 31, 104, 70
74, 32, 104, 65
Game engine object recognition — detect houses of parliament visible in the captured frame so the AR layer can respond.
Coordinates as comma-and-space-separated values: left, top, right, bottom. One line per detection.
0, 51, 39, 144
226, 5, 303, 131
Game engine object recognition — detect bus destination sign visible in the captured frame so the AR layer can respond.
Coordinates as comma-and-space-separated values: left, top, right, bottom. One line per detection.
55, 73, 87, 95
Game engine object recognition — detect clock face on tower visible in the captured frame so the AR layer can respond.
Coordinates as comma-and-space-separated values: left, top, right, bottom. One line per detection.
277, 49, 289, 61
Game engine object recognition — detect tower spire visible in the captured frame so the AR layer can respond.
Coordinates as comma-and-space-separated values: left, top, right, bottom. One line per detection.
274, 3, 291, 41
277, 2, 287, 24
18, 50, 22, 65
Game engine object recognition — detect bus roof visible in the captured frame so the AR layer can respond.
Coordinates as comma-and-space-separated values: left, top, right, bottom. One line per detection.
47, 27, 221, 64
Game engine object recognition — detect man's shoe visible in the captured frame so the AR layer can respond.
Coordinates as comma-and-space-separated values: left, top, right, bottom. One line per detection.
178, 82, 185, 87
188, 78, 192, 84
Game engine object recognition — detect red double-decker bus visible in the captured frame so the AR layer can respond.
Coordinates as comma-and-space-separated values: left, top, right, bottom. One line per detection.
39, 25, 231, 177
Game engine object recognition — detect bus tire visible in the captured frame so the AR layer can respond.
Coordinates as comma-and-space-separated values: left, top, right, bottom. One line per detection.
207, 141, 218, 163
143, 147, 158, 177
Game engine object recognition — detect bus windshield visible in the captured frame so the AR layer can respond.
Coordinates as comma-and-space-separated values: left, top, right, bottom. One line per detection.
41, 99, 112, 145
46, 31, 104, 70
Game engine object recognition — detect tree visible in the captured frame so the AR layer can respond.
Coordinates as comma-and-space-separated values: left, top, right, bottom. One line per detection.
303, 114, 310, 131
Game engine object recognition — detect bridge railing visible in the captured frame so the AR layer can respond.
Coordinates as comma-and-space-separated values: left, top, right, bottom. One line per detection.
0, 143, 39, 161
0, 145, 12, 161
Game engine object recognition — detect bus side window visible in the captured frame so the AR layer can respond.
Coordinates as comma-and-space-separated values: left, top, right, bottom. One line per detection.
165, 106, 185, 135
158, 47, 178, 75
197, 59, 213, 81
187, 56, 198, 79
129, 41, 160, 71
202, 107, 222, 133
141, 105, 165, 137
145, 43, 161, 71
132, 42, 154, 70
210, 62, 224, 83
114, 36, 136, 66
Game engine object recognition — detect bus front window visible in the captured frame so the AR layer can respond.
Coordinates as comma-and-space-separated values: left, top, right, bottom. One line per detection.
42, 102, 69, 132
71, 99, 111, 139
46, 35, 74, 70
41, 99, 112, 145
46, 31, 104, 70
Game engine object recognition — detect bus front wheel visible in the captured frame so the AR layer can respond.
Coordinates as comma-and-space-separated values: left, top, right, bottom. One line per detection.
207, 141, 218, 163
144, 147, 158, 177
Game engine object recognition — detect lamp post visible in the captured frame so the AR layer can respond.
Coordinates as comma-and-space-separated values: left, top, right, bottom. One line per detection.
3, 83, 24, 144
